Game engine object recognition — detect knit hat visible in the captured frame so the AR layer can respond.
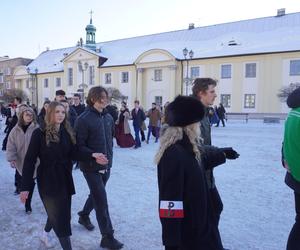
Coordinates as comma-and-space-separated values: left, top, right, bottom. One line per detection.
166, 95, 205, 127
287, 87, 300, 108
55, 89, 66, 96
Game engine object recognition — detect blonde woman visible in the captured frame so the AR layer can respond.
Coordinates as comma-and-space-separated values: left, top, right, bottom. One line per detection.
20, 101, 107, 250
6, 107, 39, 214
156, 96, 223, 250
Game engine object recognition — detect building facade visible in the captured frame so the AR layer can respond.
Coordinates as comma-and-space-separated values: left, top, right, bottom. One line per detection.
13, 10, 300, 113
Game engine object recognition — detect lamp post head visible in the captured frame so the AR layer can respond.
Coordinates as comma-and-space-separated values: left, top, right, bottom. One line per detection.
34, 68, 38, 74
26, 67, 30, 74
183, 47, 188, 58
189, 50, 194, 59
84, 62, 89, 70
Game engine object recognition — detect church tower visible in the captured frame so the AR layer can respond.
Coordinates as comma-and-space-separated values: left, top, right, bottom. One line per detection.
85, 10, 96, 51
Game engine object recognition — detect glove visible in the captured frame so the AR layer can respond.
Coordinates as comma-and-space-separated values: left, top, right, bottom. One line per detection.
220, 147, 240, 159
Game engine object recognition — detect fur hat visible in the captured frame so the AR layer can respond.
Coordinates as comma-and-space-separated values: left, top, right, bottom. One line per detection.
55, 89, 66, 96
166, 95, 205, 127
287, 87, 300, 108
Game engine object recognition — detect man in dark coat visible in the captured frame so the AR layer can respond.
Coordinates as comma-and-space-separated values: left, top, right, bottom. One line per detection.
216, 103, 226, 127
75, 86, 123, 250
131, 100, 146, 148
192, 78, 239, 250
72, 93, 85, 116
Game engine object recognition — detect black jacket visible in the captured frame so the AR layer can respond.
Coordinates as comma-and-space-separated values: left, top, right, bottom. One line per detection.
72, 104, 85, 116
106, 105, 119, 123
21, 127, 92, 196
75, 106, 114, 172
131, 108, 146, 127
158, 133, 223, 250
68, 106, 78, 128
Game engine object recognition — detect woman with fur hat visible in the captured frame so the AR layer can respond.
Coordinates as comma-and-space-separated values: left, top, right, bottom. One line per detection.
6, 107, 39, 214
156, 95, 223, 250
283, 87, 300, 250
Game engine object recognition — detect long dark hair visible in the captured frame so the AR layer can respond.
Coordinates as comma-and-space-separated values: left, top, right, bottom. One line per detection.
44, 101, 75, 145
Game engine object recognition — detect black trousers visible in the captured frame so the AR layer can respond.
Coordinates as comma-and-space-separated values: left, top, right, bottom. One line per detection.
40, 189, 72, 238
80, 170, 113, 235
287, 192, 300, 250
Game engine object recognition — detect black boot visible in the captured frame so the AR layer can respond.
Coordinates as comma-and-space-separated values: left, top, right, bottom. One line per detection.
100, 234, 123, 249
78, 213, 95, 231
58, 236, 72, 250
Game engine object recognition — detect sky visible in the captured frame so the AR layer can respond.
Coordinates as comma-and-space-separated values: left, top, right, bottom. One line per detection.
1, 0, 300, 59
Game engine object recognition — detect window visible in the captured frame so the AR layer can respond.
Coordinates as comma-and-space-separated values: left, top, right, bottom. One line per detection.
56, 78, 61, 87
0, 73, 3, 83
154, 69, 162, 81
190, 67, 200, 79
26, 79, 30, 88
155, 96, 162, 106
44, 78, 49, 88
89, 66, 95, 85
68, 68, 73, 86
5, 67, 11, 75
6, 81, 11, 89
220, 94, 231, 108
245, 63, 256, 78
221, 64, 232, 79
121, 72, 129, 83
105, 73, 111, 84
244, 94, 256, 108
290, 60, 300, 76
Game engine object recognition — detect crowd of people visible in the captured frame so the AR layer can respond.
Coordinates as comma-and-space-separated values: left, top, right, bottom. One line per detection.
2, 76, 298, 250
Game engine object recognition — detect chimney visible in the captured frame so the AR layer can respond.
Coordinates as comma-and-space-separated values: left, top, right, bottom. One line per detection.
46, 47, 50, 51
276, 8, 286, 17
188, 23, 195, 30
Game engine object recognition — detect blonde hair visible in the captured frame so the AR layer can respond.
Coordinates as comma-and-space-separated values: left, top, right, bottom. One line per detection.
155, 123, 202, 164
44, 101, 76, 146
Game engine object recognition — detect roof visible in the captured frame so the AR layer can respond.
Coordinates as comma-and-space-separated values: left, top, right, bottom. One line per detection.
28, 12, 300, 73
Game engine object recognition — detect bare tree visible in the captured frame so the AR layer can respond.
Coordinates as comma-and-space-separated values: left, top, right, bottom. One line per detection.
277, 82, 300, 102
2, 88, 28, 104
105, 87, 126, 102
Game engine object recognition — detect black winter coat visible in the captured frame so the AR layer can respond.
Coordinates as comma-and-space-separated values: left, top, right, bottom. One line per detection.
72, 104, 85, 116
131, 108, 146, 128
21, 127, 93, 196
75, 106, 114, 172
158, 133, 223, 250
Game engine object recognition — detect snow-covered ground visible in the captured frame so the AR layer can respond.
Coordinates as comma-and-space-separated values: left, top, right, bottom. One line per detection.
0, 119, 293, 250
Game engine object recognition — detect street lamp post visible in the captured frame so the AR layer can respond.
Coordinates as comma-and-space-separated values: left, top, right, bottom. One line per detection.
78, 61, 89, 101
183, 47, 194, 95
26, 67, 38, 105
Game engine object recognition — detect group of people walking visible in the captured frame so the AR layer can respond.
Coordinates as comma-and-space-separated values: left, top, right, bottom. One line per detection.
5, 76, 298, 250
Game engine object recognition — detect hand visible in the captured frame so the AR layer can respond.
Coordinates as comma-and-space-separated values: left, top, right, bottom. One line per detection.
92, 153, 109, 165
283, 160, 291, 173
20, 191, 29, 204
10, 161, 16, 168
221, 147, 240, 160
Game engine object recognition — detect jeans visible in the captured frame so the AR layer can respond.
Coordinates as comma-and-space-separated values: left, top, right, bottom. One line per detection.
147, 126, 159, 142
80, 170, 113, 235
287, 192, 300, 250
133, 125, 141, 147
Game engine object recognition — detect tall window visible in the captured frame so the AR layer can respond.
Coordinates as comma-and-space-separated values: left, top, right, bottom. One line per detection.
121, 72, 129, 83
220, 94, 231, 108
190, 67, 200, 79
89, 66, 95, 85
26, 79, 30, 88
56, 78, 61, 87
5, 67, 11, 75
44, 78, 49, 88
105, 73, 111, 84
0, 73, 3, 83
290, 60, 300, 76
68, 68, 73, 86
244, 94, 256, 108
245, 63, 256, 78
6, 81, 11, 89
155, 96, 162, 106
221, 64, 232, 79
154, 69, 162, 81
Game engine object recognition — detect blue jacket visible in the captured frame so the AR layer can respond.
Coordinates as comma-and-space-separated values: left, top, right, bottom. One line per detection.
75, 106, 114, 172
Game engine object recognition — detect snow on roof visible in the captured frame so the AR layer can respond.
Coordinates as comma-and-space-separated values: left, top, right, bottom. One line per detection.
28, 12, 300, 73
